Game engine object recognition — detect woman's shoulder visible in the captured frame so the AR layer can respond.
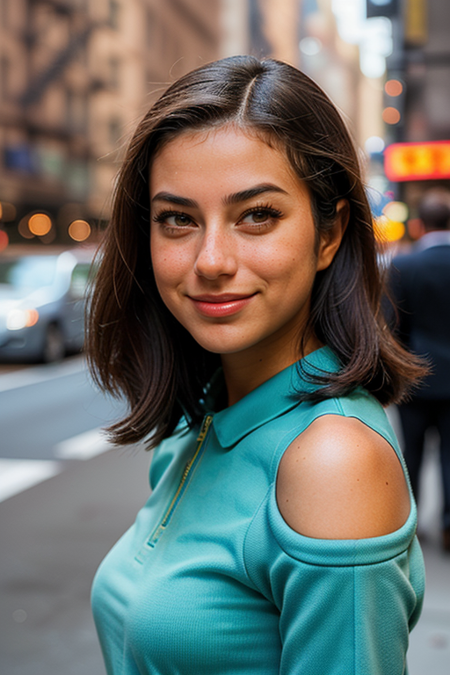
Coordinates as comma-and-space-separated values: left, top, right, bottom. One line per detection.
292, 384, 399, 448
276, 411, 411, 540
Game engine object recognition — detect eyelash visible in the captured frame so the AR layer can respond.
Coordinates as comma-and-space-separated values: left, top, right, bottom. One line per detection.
152, 210, 192, 229
152, 204, 283, 232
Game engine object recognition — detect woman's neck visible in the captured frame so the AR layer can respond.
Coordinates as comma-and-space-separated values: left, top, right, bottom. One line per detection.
221, 334, 322, 407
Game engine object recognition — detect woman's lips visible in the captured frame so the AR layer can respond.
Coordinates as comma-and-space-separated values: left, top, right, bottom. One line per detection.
188, 294, 256, 318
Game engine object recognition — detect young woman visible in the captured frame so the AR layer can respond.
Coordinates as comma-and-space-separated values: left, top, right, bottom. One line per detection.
88, 56, 425, 675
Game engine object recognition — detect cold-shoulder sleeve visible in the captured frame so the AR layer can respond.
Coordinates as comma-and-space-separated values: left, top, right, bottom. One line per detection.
243, 486, 425, 675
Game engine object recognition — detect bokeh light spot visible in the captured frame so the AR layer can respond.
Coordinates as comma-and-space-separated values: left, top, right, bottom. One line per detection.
385, 79, 403, 97
28, 213, 52, 236
383, 201, 409, 222
382, 107, 401, 125
365, 136, 385, 155
374, 215, 405, 243
68, 219, 91, 242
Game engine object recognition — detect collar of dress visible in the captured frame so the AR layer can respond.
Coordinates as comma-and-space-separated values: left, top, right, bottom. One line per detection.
203, 346, 341, 449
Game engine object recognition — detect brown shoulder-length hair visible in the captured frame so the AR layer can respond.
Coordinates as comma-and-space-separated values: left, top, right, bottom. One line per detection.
87, 55, 425, 447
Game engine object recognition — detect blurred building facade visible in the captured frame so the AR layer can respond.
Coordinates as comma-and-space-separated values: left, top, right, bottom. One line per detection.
0, 0, 221, 245
0, 0, 398, 248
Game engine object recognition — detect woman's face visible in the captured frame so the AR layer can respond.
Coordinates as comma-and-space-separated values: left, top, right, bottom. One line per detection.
150, 126, 344, 364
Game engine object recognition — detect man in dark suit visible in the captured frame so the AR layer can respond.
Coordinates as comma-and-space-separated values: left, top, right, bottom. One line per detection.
389, 189, 450, 551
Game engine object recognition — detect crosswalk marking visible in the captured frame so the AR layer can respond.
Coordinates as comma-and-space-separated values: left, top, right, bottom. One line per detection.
0, 357, 85, 393
0, 427, 113, 503
53, 427, 113, 460
0, 459, 62, 503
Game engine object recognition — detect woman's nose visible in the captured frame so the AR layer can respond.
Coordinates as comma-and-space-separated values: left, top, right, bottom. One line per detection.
193, 228, 238, 280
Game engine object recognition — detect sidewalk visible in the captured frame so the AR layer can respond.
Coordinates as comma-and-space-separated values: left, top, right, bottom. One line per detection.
388, 407, 450, 675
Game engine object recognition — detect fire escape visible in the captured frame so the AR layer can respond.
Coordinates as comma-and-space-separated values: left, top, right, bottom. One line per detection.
8, 0, 109, 210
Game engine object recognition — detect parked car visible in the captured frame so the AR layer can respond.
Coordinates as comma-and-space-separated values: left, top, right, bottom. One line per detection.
0, 249, 94, 363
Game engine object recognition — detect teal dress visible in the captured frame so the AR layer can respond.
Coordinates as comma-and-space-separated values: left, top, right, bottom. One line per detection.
91, 347, 425, 674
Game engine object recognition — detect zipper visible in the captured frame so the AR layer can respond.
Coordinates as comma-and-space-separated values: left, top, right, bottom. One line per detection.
143, 414, 213, 552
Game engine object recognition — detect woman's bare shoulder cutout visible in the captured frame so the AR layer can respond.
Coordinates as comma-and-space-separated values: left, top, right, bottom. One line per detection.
276, 414, 410, 540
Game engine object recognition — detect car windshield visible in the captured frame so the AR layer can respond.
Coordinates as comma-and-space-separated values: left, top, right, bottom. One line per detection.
0, 257, 58, 291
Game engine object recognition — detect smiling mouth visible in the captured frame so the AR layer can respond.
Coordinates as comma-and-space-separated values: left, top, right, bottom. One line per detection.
188, 293, 256, 317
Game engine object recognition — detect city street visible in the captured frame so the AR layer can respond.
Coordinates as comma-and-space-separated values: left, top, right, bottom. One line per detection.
0, 360, 448, 674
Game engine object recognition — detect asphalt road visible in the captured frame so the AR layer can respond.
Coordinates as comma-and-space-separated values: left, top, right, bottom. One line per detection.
0, 361, 448, 674
0, 356, 126, 460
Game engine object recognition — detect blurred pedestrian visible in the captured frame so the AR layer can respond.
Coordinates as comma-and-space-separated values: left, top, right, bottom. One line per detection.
87, 56, 426, 674
389, 189, 450, 552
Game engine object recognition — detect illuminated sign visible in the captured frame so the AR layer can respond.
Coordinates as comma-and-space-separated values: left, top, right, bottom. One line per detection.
384, 141, 450, 182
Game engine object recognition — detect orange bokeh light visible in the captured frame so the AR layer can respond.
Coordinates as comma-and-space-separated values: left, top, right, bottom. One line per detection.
385, 80, 403, 97
382, 107, 401, 125
68, 219, 91, 242
374, 216, 405, 244
28, 213, 52, 236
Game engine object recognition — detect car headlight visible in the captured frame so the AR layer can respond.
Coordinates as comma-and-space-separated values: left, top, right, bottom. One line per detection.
7, 309, 40, 331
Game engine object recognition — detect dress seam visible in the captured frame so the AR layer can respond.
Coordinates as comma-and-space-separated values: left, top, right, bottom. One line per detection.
241, 485, 274, 597
271, 544, 413, 568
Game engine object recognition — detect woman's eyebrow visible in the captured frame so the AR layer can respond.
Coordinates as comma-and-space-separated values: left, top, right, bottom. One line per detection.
151, 192, 198, 207
223, 184, 288, 205
152, 184, 288, 209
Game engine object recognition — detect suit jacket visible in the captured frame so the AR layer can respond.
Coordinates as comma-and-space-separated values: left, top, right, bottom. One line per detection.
389, 231, 450, 399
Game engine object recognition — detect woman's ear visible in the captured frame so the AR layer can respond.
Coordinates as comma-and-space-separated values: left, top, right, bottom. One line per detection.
316, 199, 349, 271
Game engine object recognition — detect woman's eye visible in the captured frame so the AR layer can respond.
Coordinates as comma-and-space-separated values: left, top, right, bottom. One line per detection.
167, 214, 192, 227
240, 208, 282, 227
245, 210, 269, 223
153, 212, 194, 229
